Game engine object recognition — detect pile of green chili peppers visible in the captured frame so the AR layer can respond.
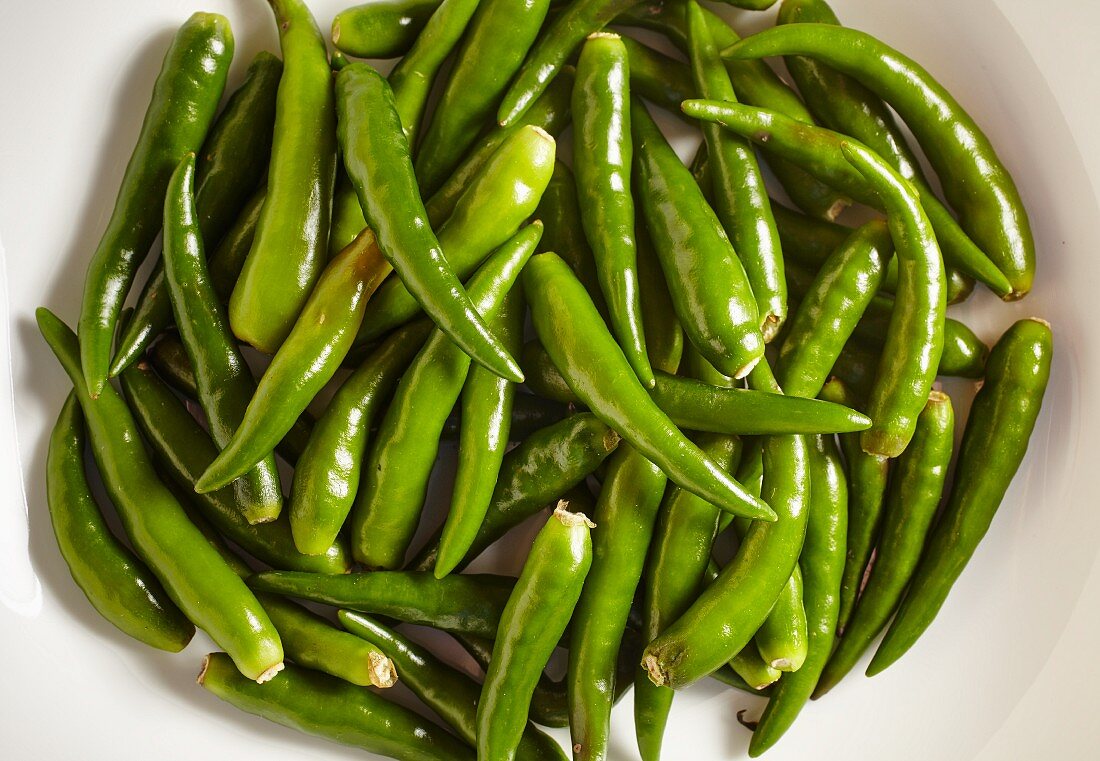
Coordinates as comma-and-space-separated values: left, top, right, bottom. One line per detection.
40, 0, 1054, 758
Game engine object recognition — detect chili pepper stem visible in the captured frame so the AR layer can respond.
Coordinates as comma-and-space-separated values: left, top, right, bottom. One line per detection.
368, 651, 398, 688
554, 500, 596, 529
255, 661, 285, 684
643, 654, 667, 687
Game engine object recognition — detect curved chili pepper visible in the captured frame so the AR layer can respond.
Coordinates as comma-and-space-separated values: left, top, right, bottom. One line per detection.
332, 0, 444, 58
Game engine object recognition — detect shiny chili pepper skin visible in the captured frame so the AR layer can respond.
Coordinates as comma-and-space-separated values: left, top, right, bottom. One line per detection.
870, 319, 1053, 674
332, 0, 443, 58
79, 13, 233, 397
682, 99, 1010, 297
388, 0, 482, 149
686, 0, 785, 341
338, 613, 567, 760
414, 0, 552, 195
573, 32, 653, 388
328, 171, 368, 259
199, 653, 473, 761
777, 219, 892, 399
525, 252, 774, 521
619, 35, 695, 117
478, 507, 594, 761
747, 432, 847, 756
840, 141, 946, 457
119, 359, 348, 574
47, 393, 194, 652
290, 320, 433, 556
815, 391, 953, 698
111, 52, 281, 376
725, 24, 1034, 299
634, 432, 741, 761
162, 155, 282, 524
534, 161, 605, 313
632, 100, 765, 379
39, 309, 283, 682
408, 413, 620, 573
338, 66, 542, 382
230, 0, 336, 354
351, 227, 539, 569
251, 571, 515, 638
642, 362, 808, 689
437, 291, 527, 578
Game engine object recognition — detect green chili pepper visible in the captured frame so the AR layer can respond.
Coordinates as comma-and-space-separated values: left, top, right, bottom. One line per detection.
632, 99, 765, 379
161, 154, 282, 524
339, 613, 567, 760
388, 0, 482, 149
620, 35, 695, 117
478, 506, 593, 761
409, 413, 620, 573
119, 359, 348, 574
414, 0, 552, 195
328, 171, 368, 259
206, 186, 267, 303
534, 161, 605, 313
771, 199, 849, 266
682, 99, 1010, 297
636, 218, 684, 375
355, 123, 555, 346
111, 52, 281, 376
815, 391, 953, 698
634, 432, 741, 761
437, 291, 527, 577
686, 1, 785, 340
230, 0, 336, 354
39, 309, 283, 682
199, 653, 472, 761
725, 24, 1033, 298
250, 571, 514, 638
525, 252, 774, 521
337, 64, 529, 383
642, 361, 809, 688
332, 0, 444, 58
870, 318, 1052, 674
777, 219, 892, 399
747, 432, 847, 756
439, 393, 570, 443
79, 13, 233, 396
573, 32, 653, 387
290, 320, 433, 556
46, 393, 194, 652
351, 226, 540, 569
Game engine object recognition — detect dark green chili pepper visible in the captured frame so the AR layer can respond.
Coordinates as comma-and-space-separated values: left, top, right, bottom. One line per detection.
634, 432, 741, 761
815, 391, 953, 698
478, 506, 593, 761
686, 0, 785, 341
351, 226, 540, 569
409, 413, 620, 572
636, 218, 684, 375
38, 309, 283, 682
161, 154, 282, 525
119, 359, 349, 574
206, 186, 267, 304
388, 0, 482, 149
642, 361, 808, 689
534, 161, 605, 313
573, 32, 653, 388
199, 653, 472, 761
339, 613, 567, 760
747, 432, 847, 756
522, 339, 579, 404
110, 52, 281, 376
328, 171, 368, 259
414, 0, 553, 195
682, 99, 1010, 297
771, 199, 848, 267
632, 99, 764, 379
619, 35, 695, 117
79, 13, 233, 397
337, 64, 534, 385
250, 570, 514, 638
332, 0, 444, 58
47, 393, 194, 652
777, 219, 891, 399
230, 0, 336, 354
725, 24, 1034, 298
437, 291, 527, 577
290, 319, 433, 556
525, 252, 774, 521
870, 318, 1052, 674
439, 394, 570, 442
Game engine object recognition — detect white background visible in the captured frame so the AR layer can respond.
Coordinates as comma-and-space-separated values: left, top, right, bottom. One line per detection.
2, 0, 1099, 758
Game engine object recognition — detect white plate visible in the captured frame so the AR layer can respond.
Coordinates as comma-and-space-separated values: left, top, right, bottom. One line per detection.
2, 0, 1098, 758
